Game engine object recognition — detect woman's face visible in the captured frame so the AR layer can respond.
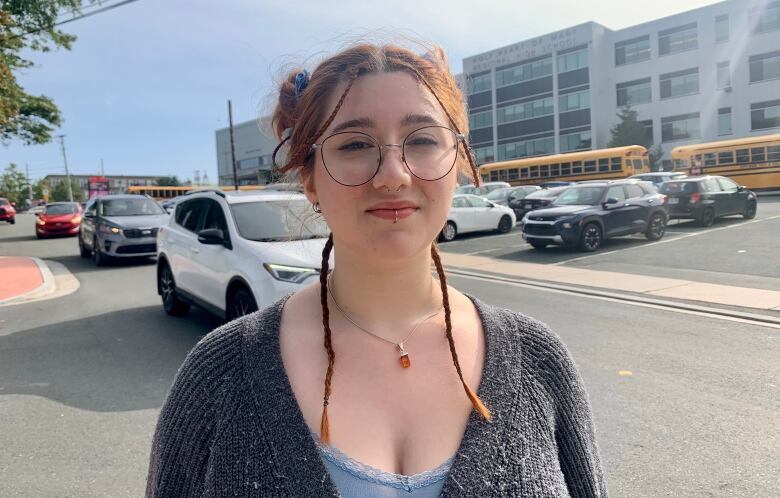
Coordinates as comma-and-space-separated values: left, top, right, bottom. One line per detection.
305, 71, 460, 261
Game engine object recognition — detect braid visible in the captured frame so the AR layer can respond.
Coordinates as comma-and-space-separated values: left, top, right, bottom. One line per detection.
431, 243, 491, 421
319, 233, 336, 444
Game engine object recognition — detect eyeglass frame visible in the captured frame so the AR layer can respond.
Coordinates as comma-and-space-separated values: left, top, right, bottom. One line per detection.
310, 125, 467, 187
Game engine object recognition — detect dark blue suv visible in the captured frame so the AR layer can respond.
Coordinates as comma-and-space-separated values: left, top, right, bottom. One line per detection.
521, 180, 668, 251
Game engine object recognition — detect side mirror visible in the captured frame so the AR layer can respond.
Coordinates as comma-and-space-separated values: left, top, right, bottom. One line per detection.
198, 228, 227, 246
737, 185, 745, 192
602, 197, 619, 208
84, 212, 95, 218
34, 212, 40, 217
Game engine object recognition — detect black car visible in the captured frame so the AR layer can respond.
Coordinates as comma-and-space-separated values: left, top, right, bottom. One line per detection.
522, 180, 668, 251
511, 186, 570, 220
628, 172, 688, 190
485, 186, 540, 208
658, 176, 757, 227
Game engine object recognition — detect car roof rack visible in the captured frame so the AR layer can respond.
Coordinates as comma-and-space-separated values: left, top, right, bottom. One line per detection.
184, 188, 225, 198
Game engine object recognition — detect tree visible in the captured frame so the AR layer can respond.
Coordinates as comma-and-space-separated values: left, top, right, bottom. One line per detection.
155, 176, 181, 186
1, 1, 84, 145
51, 178, 83, 201
608, 105, 665, 172
0, 163, 29, 205
32, 177, 49, 199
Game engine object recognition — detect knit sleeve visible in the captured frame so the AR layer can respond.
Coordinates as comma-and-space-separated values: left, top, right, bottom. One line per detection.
145, 322, 242, 497
540, 333, 609, 498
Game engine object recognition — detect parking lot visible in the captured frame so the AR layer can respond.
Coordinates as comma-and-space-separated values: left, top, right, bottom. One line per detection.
1, 200, 779, 496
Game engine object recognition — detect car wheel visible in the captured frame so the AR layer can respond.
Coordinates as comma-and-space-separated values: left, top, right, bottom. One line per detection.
227, 288, 258, 321
578, 222, 602, 252
497, 215, 512, 234
698, 208, 715, 227
159, 263, 190, 316
79, 234, 92, 257
8, 218, 14, 225
439, 221, 457, 242
645, 212, 666, 241
743, 201, 757, 219
529, 241, 547, 249
93, 236, 109, 266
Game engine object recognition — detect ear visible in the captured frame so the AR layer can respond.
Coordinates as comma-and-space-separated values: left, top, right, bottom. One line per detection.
302, 171, 317, 205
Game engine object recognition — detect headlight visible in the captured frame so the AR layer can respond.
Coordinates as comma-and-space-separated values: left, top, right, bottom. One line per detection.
263, 263, 319, 283
36, 218, 46, 225
98, 223, 121, 234
521, 214, 530, 224
72, 216, 82, 224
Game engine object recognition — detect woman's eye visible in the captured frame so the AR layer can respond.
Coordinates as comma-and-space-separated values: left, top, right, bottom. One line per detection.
338, 141, 374, 151
407, 137, 438, 146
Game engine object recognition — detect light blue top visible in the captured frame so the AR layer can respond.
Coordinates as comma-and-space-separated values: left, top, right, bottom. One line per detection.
315, 439, 453, 498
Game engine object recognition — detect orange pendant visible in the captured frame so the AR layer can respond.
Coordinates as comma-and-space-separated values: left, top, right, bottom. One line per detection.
398, 343, 411, 369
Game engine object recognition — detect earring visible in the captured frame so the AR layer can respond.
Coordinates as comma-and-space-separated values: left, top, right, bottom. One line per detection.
313, 202, 322, 213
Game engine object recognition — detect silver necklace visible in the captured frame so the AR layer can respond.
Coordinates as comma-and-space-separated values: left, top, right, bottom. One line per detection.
326, 272, 442, 369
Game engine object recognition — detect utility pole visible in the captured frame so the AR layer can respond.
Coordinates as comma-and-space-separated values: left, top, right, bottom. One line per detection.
100, 158, 105, 176
57, 135, 74, 202
25, 164, 33, 206
228, 99, 238, 191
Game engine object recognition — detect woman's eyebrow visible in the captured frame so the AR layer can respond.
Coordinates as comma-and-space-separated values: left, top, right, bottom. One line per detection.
400, 113, 438, 126
331, 117, 375, 133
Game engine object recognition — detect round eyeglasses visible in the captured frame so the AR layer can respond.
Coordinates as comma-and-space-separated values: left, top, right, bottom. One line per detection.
311, 126, 465, 187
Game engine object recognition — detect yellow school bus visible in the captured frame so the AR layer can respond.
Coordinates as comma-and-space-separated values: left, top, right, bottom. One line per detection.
478, 145, 649, 185
127, 185, 265, 200
671, 133, 780, 191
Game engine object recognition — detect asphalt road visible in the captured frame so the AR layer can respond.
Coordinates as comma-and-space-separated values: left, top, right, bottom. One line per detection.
1, 213, 778, 497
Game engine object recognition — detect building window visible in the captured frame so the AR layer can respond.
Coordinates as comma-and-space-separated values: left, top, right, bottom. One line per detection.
717, 62, 731, 89
718, 107, 732, 135
496, 97, 554, 124
497, 136, 554, 161
639, 119, 654, 145
615, 35, 651, 66
661, 113, 701, 142
560, 130, 592, 152
715, 14, 729, 42
660, 68, 699, 99
749, 51, 780, 83
468, 110, 493, 130
473, 146, 495, 164
467, 73, 492, 95
751, 1, 780, 34
616, 78, 652, 106
495, 57, 552, 87
751, 99, 780, 130
557, 48, 588, 73
659, 23, 698, 56
559, 90, 590, 112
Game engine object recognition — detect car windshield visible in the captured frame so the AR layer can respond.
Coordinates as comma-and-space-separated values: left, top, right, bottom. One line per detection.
0, 199, 8, 205
486, 188, 512, 201
455, 185, 475, 194
101, 198, 165, 216
659, 181, 698, 194
45, 204, 78, 215
525, 187, 565, 199
230, 199, 330, 241
553, 187, 605, 206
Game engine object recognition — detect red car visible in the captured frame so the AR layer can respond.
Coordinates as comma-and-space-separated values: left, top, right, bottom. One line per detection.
0, 197, 16, 224
35, 202, 83, 238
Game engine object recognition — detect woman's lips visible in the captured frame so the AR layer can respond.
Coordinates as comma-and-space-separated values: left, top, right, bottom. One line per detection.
366, 207, 418, 220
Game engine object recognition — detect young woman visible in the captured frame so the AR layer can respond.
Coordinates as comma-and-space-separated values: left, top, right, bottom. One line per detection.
147, 43, 608, 497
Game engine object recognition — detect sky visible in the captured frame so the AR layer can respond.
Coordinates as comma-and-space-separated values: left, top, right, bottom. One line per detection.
2, 0, 722, 184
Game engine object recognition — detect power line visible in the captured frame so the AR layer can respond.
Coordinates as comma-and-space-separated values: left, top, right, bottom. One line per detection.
9, 0, 142, 41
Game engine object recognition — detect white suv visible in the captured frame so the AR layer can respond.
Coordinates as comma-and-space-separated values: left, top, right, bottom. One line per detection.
156, 189, 330, 321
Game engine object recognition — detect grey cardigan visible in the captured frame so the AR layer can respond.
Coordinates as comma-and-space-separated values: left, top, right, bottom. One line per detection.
146, 294, 608, 497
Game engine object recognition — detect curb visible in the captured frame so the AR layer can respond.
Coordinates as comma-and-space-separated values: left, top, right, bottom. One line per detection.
0, 257, 56, 306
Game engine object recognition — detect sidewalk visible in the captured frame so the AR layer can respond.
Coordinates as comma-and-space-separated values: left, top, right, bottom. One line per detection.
0, 256, 55, 305
442, 253, 780, 312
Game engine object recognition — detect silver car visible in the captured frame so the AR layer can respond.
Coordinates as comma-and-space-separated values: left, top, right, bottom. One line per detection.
79, 194, 170, 265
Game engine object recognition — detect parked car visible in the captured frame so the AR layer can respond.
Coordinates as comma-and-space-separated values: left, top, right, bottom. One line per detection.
455, 181, 511, 196
455, 184, 480, 195
539, 181, 577, 188
160, 196, 183, 213
440, 194, 516, 242
35, 202, 83, 238
485, 186, 540, 208
522, 179, 668, 251
27, 205, 46, 216
629, 172, 687, 189
78, 194, 170, 265
512, 185, 570, 221
262, 182, 305, 193
156, 189, 329, 320
658, 175, 757, 227
0, 197, 16, 224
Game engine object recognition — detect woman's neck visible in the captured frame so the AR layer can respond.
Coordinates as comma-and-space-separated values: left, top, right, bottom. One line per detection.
327, 242, 443, 334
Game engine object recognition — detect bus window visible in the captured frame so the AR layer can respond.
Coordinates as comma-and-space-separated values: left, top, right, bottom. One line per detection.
540, 165, 549, 177
693, 154, 703, 167
572, 161, 582, 174
642, 159, 649, 168
561, 162, 571, 175
508, 168, 519, 180
704, 153, 716, 167
673, 159, 688, 169
632, 159, 643, 169
520, 168, 529, 179
551, 164, 560, 176
751, 147, 766, 162
736, 149, 749, 163
718, 151, 734, 164
499, 170, 508, 181
768, 145, 780, 161
529, 166, 539, 178
490, 171, 499, 181
584, 160, 596, 173
610, 157, 622, 171
481, 174, 489, 182
598, 158, 609, 172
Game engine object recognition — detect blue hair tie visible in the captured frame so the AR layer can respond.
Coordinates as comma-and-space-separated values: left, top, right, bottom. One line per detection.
294, 69, 310, 98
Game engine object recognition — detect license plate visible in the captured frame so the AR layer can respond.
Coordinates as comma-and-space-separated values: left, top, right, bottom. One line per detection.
524, 204, 532, 209
142, 230, 152, 235
668, 198, 679, 204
